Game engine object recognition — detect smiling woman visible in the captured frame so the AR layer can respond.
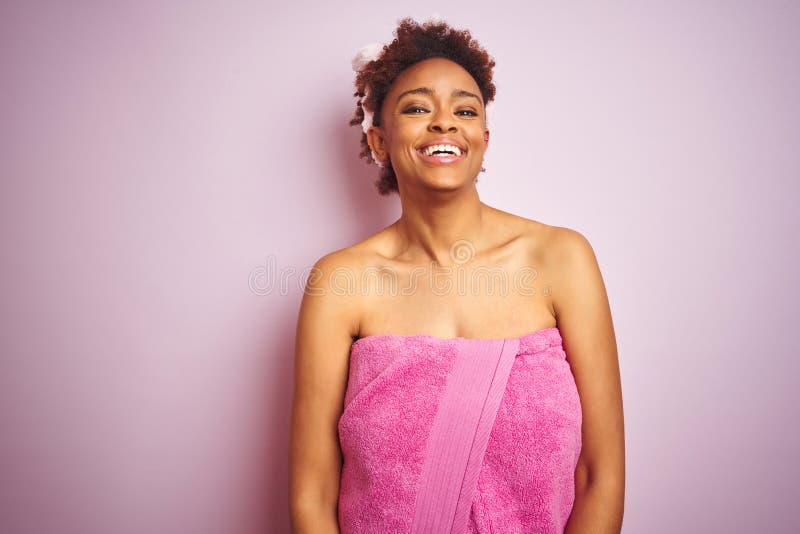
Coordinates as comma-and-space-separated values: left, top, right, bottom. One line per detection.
366, 57, 489, 187
289, 16, 625, 534
350, 18, 497, 195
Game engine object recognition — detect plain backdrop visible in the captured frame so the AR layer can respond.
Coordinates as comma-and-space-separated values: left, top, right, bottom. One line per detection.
1, 1, 798, 533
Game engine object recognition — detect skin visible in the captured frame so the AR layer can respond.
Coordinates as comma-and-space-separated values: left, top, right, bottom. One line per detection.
289, 57, 625, 533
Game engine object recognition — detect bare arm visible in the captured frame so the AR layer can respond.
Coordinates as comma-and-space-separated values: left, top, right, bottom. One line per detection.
551, 228, 626, 533
289, 254, 359, 533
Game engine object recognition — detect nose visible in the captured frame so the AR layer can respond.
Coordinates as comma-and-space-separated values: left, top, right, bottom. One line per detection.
428, 109, 457, 133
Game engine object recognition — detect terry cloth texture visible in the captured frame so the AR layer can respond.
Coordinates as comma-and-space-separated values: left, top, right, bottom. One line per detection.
337, 326, 582, 533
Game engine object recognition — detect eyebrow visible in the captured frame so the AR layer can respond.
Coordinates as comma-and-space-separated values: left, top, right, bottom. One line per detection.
396, 87, 482, 105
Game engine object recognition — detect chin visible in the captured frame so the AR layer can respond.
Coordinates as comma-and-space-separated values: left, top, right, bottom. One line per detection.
421, 173, 473, 188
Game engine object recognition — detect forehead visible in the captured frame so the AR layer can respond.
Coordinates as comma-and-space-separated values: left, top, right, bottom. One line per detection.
388, 57, 480, 97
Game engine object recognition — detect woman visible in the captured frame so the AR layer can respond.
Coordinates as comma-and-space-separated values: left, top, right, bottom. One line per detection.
289, 17, 625, 534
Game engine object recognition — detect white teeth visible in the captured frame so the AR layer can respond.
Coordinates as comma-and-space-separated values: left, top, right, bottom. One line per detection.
421, 144, 462, 157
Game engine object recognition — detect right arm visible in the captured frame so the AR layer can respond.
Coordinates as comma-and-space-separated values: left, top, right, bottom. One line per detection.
289, 254, 360, 533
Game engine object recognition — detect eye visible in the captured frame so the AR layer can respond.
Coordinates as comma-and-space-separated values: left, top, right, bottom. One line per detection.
401, 106, 478, 117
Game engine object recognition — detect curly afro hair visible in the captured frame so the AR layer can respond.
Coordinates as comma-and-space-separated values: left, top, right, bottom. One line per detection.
350, 17, 497, 195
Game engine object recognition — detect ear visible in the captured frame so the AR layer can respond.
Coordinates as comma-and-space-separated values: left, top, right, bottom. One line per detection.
366, 126, 389, 163
484, 129, 490, 148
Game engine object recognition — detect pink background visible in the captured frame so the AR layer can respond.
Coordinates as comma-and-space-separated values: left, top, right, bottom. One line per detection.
1, 1, 798, 533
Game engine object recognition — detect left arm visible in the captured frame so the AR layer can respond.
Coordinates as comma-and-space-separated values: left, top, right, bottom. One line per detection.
551, 227, 625, 533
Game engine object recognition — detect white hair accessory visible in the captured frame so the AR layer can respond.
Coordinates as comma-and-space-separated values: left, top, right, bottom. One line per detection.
351, 42, 383, 73
352, 42, 385, 167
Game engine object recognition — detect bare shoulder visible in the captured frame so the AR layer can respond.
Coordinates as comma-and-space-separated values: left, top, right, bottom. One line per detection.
495, 214, 607, 328
545, 225, 596, 268
312, 228, 393, 278
303, 250, 362, 341
536, 225, 624, 499
494, 211, 575, 266
482, 205, 550, 250
523, 223, 603, 315
289, 235, 393, 509
303, 228, 393, 336
481, 206, 597, 274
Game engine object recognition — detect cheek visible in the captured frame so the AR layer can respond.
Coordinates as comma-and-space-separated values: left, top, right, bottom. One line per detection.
390, 132, 419, 153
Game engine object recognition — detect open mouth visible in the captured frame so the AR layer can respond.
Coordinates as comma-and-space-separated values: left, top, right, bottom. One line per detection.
416, 143, 466, 163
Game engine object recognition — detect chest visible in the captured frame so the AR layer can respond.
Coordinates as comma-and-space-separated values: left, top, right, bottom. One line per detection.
356, 262, 556, 338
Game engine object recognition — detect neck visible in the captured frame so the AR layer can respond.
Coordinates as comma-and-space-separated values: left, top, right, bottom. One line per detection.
392, 184, 489, 266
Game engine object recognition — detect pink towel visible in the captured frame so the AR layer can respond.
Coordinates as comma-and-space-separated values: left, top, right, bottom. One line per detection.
337, 326, 582, 533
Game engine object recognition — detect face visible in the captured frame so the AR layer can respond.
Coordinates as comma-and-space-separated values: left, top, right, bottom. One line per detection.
367, 57, 490, 190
